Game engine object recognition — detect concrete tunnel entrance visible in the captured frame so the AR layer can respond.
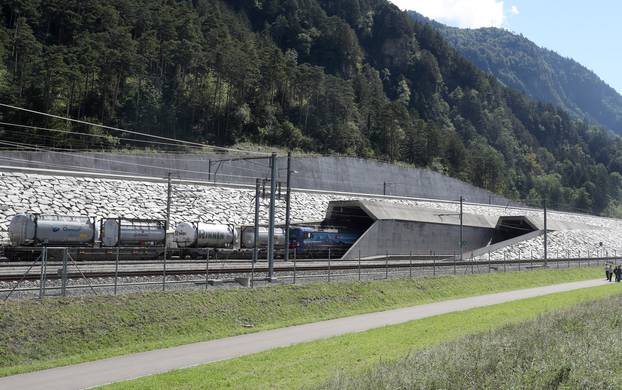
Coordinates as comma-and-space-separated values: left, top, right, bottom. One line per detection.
317, 201, 601, 260
318, 201, 573, 260
323, 200, 500, 259
491, 216, 538, 244
322, 204, 375, 232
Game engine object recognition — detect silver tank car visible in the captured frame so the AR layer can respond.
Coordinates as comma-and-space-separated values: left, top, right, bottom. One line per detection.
240, 227, 286, 248
101, 218, 166, 247
8, 213, 95, 246
175, 222, 236, 248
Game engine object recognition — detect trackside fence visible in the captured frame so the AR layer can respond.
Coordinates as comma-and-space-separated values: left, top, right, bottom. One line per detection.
0, 247, 618, 300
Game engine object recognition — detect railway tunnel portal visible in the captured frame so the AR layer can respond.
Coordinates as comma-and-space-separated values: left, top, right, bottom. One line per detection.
322, 200, 594, 260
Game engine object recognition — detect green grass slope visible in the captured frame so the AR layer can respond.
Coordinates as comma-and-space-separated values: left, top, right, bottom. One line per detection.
103, 284, 621, 389
318, 292, 622, 389
0, 267, 600, 376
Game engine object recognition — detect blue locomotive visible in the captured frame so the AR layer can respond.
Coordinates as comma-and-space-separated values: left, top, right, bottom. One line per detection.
288, 226, 360, 258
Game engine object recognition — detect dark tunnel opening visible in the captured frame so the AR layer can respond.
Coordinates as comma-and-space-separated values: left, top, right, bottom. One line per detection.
492, 217, 538, 244
322, 205, 375, 233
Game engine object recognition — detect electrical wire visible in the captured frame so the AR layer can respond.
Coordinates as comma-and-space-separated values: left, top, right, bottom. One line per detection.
0, 155, 154, 176
0, 121, 204, 150
0, 133, 270, 176
0, 102, 271, 155
0, 140, 266, 181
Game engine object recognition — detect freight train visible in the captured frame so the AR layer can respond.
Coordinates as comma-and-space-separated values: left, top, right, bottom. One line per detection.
3, 213, 361, 261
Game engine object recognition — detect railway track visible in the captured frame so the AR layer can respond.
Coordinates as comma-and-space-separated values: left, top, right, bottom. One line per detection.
0, 256, 605, 283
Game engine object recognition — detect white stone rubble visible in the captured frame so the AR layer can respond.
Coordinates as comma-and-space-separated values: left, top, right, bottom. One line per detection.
1, 172, 621, 259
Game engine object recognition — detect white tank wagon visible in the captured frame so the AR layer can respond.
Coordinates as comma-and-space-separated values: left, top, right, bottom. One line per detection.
240, 226, 286, 248
8, 213, 96, 246
101, 218, 166, 247
174, 222, 237, 248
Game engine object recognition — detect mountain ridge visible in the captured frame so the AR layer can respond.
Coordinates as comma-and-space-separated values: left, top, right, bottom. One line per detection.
1, 0, 622, 215
408, 10, 622, 135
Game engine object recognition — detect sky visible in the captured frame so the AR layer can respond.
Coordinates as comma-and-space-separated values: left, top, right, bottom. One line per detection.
389, 0, 622, 94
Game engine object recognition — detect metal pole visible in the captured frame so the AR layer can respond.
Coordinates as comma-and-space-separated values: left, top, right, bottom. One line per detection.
453, 250, 457, 275
162, 249, 167, 291
251, 257, 255, 288
253, 178, 260, 264
503, 252, 507, 272
470, 253, 474, 274
114, 246, 119, 295
39, 246, 47, 299
358, 250, 361, 281
383, 182, 386, 195
293, 249, 297, 284
116, 217, 121, 294
43, 247, 49, 298
205, 250, 210, 289
410, 251, 413, 278
208, 160, 212, 182
543, 197, 548, 266
163, 173, 172, 291
459, 196, 463, 261
165, 171, 172, 227
284, 152, 292, 263
328, 248, 332, 282
433, 257, 436, 277
61, 248, 68, 297
488, 251, 491, 273
385, 251, 389, 279
267, 152, 277, 280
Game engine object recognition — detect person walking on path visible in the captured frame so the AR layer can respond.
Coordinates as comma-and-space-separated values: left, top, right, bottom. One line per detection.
615, 266, 622, 283
605, 262, 613, 282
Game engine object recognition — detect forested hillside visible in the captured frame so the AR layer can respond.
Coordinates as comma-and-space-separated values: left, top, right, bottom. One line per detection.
2, 0, 622, 215
409, 11, 622, 136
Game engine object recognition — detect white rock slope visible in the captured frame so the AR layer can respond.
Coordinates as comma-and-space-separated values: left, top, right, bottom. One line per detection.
1, 172, 621, 258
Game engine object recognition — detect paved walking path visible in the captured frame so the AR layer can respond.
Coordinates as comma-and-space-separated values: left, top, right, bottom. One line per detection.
0, 279, 609, 390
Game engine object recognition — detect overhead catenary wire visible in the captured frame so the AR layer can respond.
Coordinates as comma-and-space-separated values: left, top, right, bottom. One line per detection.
209, 159, 271, 177
0, 142, 271, 177
0, 102, 271, 155
0, 140, 266, 182
0, 122, 273, 159
0, 121, 206, 150
0, 138, 271, 177
0, 155, 160, 176
0, 141, 262, 179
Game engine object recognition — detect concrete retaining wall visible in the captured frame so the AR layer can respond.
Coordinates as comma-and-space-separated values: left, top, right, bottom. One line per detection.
0, 152, 513, 205
343, 220, 494, 259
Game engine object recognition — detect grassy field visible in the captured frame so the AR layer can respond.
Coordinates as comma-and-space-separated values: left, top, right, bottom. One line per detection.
0, 267, 602, 377
317, 293, 622, 389
102, 284, 622, 389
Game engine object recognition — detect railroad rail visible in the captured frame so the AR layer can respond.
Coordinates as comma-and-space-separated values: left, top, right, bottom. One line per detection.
0, 255, 613, 283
